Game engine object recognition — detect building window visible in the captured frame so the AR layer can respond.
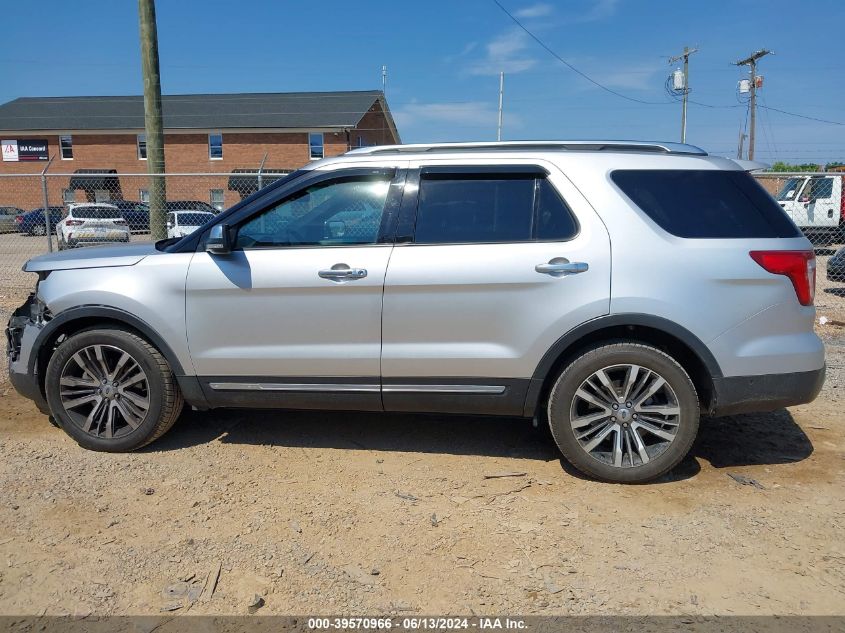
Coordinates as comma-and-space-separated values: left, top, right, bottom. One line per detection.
137, 134, 147, 160
59, 135, 73, 160
139, 189, 149, 204
210, 189, 225, 211
94, 190, 110, 203
62, 189, 75, 205
309, 132, 324, 160
208, 133, 223, 159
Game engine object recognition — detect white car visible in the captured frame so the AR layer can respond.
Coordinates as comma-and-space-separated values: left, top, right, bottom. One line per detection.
167, 210, 215, 238
56, 203, 130, 249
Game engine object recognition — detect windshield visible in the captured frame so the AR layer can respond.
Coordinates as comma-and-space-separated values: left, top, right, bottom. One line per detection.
776, 178, 806, 201
72, 207, 124, 219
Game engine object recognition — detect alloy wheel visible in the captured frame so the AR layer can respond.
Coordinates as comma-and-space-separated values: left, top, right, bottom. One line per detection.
569, 364, 681, 468
58, 344, 150, 439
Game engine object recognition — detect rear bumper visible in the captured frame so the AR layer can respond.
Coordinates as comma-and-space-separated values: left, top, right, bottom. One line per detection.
710, 366, 825, 416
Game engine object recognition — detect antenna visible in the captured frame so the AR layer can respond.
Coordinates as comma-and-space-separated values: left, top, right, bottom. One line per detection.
382, 65, 387, 96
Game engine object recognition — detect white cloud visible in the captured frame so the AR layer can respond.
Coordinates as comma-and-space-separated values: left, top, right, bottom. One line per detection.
465, 29, 538, 76
394, 101, 522, 130
600, 63, 663, 90
557, 0, 620, 24
581, 0, 619, 21
514, 3, 553, 18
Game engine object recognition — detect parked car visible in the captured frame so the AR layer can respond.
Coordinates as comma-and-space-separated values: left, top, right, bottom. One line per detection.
110, 201, 150, 232
827, 246, 845, 283
7, 141, 825, 483
166, 200, 218, 214
55, 203, 130, 249
166, 210, 215, 239
776, 174, 845, 242
0, 206, 25, 233
16, 207, 64, 236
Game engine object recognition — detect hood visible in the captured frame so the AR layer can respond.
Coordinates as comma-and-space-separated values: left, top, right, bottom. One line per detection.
23, 242, 159, 273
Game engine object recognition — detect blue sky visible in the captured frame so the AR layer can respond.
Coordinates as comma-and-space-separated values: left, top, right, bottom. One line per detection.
1, 0, 843, 163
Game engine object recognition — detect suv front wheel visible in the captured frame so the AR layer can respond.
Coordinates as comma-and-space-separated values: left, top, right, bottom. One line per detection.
45, 328, 184, 452
547, 341, 699, 483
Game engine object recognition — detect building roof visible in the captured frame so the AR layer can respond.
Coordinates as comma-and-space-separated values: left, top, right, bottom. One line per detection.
0, 90, 396, 135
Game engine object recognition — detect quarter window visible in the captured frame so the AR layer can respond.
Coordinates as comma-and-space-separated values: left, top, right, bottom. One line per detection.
413, 173, 578, 244
137, 134, 147, 160
611, 170, 801, 239
236, 175, 391, 249
309, 132, 324, 160
59, 135, 73, 160
208, 133, 223, 159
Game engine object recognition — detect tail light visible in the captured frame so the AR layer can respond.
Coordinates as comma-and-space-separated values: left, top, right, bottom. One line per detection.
15, 215, 22, 224
750, 250, 816, 306
65, 219, 84, 226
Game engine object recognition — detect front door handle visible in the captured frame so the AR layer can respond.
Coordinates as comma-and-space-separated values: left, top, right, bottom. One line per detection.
318, 263, 368, 281
535, 258, 589, 276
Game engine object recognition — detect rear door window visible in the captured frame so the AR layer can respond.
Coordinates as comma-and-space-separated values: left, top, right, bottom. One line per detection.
413, 170, 578, 244
611, 169, 801, 238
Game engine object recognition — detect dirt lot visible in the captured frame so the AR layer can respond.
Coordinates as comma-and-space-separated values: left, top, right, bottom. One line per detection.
0, 282, 844, 618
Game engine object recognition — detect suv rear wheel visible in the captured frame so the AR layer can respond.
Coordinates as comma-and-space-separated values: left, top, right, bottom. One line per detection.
45, 328, 183, 452
547, 341, 699, 483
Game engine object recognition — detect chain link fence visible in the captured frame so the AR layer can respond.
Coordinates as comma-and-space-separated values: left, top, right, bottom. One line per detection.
0, 171, 289, 289
1, 170, 843, 314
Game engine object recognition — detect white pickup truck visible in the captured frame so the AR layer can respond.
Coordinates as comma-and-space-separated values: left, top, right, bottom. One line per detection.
776, 174, 845, 241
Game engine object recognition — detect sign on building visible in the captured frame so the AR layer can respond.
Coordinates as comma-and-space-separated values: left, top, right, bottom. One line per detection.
2, 140, 18, 161
2, 139, 48, 161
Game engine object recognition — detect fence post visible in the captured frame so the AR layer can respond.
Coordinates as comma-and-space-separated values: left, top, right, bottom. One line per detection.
40, 156, 55, 253
257, 152, 267, 191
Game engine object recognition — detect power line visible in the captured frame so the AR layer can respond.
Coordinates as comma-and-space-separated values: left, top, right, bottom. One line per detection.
491, 0, 672, 106
757, 105, 844, 126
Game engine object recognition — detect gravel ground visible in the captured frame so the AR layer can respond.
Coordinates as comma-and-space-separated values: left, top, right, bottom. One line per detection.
0, 290, 844, 617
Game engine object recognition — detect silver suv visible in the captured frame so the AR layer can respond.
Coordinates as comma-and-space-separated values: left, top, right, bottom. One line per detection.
6, 141, 826, 483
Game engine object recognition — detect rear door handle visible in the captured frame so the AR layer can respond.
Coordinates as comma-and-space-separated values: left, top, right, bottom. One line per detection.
535, 258, 589, 276
318, 264, 368, 281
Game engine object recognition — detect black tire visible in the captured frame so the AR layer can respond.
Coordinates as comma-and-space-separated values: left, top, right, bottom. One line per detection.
547, 341, 699, 484
31, 223, 46, 236
45, 328, 183, 452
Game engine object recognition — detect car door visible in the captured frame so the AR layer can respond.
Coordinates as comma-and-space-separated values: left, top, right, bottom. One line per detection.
381, 160, 611, 416
805, 176, 838, 227
185, 165, 406, 410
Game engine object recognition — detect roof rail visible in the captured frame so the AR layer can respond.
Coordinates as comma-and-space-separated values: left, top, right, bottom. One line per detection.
345, 140, 708, 157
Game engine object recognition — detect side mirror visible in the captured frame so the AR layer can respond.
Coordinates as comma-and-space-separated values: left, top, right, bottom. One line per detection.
206, 223, 231, 255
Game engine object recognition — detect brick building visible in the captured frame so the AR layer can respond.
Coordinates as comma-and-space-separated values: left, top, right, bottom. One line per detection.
0, 90, 399, 210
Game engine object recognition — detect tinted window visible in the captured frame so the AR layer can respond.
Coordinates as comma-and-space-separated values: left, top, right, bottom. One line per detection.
536, 179, 579, 240
236, 176, 390, 248
414, 174, 577, 244
611, 170, 801, 239
72, 207, 124, 219
177, 212, 214, 226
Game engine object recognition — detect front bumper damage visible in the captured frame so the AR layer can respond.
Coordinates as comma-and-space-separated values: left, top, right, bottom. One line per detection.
6, 293, 50, 414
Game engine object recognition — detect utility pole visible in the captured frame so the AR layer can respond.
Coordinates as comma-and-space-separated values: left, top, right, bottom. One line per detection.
496, 72, 504, 141
668, 46, 697, 143
734, 49, 772, 161
138, 0, 166, 239
382, 65, 387, 96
